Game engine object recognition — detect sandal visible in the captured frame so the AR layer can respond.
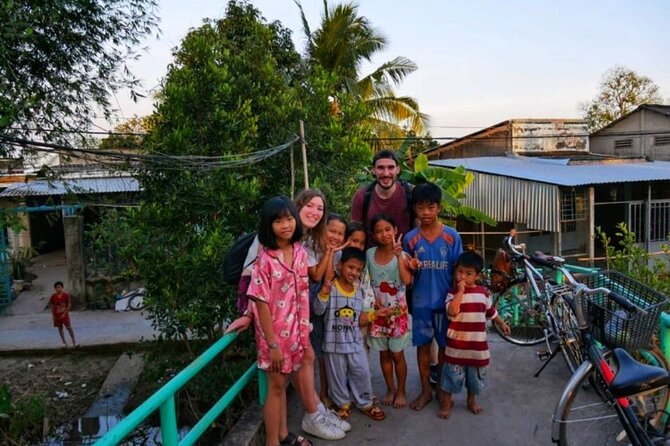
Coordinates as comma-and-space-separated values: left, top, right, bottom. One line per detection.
336, 403, 352, 420
360, 403, 386, 421
322, 395, 337, 410
280, 432, 313, 446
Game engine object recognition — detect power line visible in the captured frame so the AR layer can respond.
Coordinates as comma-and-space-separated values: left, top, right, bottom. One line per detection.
0, 135, 300, 171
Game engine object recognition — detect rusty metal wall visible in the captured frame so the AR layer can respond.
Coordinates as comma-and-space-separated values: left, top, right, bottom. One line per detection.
461, 172, 561, 232
511, 120, 589, 153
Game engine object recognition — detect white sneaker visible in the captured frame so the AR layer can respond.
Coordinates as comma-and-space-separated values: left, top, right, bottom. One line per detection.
323, 409, 352, 432
302, 413, 346, 440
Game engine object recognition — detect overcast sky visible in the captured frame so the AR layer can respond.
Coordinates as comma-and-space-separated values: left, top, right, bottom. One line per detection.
108, 0, 670, 137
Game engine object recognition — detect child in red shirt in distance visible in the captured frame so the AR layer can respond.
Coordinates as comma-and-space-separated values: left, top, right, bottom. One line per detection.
49, 281, 78, 348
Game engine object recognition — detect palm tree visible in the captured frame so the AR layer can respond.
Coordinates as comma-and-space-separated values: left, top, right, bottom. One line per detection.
296, 0, 429, 149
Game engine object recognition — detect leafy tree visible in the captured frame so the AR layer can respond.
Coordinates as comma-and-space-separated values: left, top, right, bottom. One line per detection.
125, 1, 369, 342
296, 0, 428, 149
0, 0, 159, 146
98, 116, 152, 152
596, 223, 669, 295
581, 66, 663, 132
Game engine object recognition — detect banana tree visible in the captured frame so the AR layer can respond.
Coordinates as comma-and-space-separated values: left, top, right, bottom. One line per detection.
400, 152, 496, 226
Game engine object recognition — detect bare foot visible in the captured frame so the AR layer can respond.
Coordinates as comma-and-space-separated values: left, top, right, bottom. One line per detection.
437, 399, 454, 419
393, 393, 407, 409
467, 401, 483, 415
467, 393, 483, 414
409, 391, 432, 411
382, 390, 395, 406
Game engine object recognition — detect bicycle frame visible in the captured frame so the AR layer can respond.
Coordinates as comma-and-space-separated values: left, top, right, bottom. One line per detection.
551, 348, 649, 445
551, 267, 659, 445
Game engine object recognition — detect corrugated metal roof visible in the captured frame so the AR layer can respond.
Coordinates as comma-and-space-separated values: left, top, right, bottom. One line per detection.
0, 177, 140, 197
430, 156, 670, 186
458, 173, 561, 232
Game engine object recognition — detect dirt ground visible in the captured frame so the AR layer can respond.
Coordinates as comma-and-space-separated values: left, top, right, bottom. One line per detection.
0, 352, 118, 443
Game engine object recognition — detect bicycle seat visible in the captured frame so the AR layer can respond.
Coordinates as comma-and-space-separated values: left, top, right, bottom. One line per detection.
608, 348, 670, 398
530, 251, 565, 267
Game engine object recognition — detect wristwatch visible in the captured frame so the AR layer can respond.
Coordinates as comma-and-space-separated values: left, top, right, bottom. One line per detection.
268, 342, 279, 350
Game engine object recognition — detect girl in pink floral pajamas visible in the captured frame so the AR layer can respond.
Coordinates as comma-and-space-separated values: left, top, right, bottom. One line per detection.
247, 196, 311, 446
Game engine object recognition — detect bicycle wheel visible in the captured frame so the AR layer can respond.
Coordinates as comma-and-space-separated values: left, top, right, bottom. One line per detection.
554, 359, 669, 445
552, 292, 585, 374
492, 281, 547, 345
633, 348, 670, 430
127, 291, 146, 311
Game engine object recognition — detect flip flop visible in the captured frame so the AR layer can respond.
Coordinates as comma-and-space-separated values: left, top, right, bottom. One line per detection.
336, 403, 352, 420
280, 432, 313, 446
360, 403, 385, 421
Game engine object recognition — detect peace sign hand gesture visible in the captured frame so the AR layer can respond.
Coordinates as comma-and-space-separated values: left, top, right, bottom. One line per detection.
393, 233, 404, 258
408, 250, 421, 270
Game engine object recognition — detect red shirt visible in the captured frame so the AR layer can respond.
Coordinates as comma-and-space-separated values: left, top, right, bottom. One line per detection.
50, 292, 70, 317
351, 183, 412, 246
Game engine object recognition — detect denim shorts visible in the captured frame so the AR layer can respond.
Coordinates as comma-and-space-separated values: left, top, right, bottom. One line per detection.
411, 307, 448, 347
440, 363, 487, 395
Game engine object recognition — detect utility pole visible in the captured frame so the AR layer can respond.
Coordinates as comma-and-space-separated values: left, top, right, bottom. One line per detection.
299, 120, 309, 189
290, 141, 295, 200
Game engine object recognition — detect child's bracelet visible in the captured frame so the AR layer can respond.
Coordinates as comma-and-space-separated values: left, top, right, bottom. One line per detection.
318, 291, 329, 301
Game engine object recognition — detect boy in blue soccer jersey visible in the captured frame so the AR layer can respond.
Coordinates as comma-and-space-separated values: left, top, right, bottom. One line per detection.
402, 182, 463, 413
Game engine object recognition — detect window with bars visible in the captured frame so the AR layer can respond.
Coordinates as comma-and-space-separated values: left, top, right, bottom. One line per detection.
651, 201, 670, 242
614, 139, 633, 149
628, 201, 670, 243
561, 189, 587, 221
629, 202, 645, 243
561, 189, 588, 233
655, 136, 670, 146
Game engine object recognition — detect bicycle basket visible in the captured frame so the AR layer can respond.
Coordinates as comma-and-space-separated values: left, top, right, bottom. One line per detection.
578, 271, 668, 351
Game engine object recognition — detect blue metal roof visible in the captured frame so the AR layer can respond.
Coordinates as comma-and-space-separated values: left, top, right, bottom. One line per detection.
0, 177, 140, 197
429, 156, 670, 186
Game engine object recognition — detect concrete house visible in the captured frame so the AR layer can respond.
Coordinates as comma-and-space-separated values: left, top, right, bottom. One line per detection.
590, 104, 670, 161
0, 153, 140, 313
424, 118, 670, 267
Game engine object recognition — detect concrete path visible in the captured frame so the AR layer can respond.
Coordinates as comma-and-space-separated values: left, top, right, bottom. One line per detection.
0, 309, 156, 352
0, 250, 157, 352
288, 337, 571, 446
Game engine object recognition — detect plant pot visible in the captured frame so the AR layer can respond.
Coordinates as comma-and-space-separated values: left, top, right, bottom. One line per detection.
12, 279, 24, 294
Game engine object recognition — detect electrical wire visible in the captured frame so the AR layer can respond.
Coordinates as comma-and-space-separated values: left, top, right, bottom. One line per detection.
0, 135, 300, 171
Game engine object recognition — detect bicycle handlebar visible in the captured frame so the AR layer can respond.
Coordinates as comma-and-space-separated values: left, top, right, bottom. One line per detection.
501, 235, 647, 317
551, 265, 647, 316
503, 235, 526, 257
607, 290, 647, 315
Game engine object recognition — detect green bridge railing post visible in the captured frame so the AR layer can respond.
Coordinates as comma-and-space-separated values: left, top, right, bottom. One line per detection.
258, 369, 267, 405
160, 397, 179, 446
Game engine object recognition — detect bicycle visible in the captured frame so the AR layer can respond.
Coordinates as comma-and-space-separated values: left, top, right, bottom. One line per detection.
550, 267, 670, 445
114, 287, 146, 311
489, 235, 586, 375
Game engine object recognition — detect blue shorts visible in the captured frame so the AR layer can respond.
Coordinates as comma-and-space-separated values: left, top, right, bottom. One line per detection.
411, 308, 448, 347
440, 363, 487, 395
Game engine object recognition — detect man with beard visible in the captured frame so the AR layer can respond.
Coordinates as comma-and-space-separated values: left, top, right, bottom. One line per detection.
351, 150, 414, 247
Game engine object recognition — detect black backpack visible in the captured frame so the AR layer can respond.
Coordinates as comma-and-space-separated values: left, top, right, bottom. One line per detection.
361, 180, 415, 227
222, 232, 257, 285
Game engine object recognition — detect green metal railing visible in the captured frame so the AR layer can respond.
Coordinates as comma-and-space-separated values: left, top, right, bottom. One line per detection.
95, 332, 266, 446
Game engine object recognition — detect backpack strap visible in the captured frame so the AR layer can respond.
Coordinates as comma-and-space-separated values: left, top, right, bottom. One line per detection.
399, 180, 416, 228
361, 182, 376, 225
